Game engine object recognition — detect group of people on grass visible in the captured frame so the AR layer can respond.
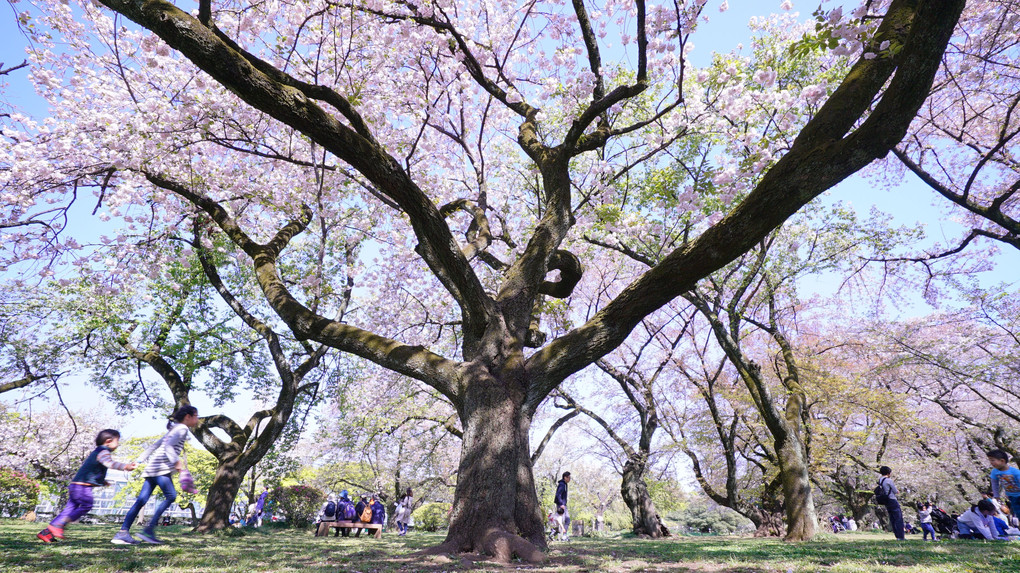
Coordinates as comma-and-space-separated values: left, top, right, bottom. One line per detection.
37, 406, 200, 545
42, 403, 1020, 547
874, 449, 1020, 542
315, 488, 413, 536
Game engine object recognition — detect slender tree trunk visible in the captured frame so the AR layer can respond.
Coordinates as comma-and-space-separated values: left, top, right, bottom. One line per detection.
620, 457, 670, 538
180, 501, 199, 527
440, 372, 545, 563
776, 433, 815, 541
752, 511, 785, 537
196, 455, 247, 531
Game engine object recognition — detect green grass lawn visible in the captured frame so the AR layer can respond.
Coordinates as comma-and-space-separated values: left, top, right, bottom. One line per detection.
3, 519, 1019, 572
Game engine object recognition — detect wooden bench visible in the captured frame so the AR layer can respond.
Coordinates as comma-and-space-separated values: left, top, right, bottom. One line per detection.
315, 520, 383, 539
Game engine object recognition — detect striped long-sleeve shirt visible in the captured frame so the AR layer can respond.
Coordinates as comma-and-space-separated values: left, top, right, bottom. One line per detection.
137, 423, 189, 477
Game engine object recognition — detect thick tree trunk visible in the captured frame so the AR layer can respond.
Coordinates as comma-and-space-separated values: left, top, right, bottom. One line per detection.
621, 458, 670, 538
776, 434, 816, 541
440, 373, 545, 563
195, 455, 247, 532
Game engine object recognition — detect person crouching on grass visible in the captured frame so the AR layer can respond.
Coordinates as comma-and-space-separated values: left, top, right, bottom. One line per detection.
37, 429, 137, 542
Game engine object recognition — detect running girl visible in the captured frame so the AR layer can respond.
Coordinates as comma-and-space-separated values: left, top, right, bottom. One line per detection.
112, 405, 198, 545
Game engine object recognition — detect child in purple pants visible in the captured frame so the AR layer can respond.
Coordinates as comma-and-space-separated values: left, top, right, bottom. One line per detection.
37, 429, 135, 542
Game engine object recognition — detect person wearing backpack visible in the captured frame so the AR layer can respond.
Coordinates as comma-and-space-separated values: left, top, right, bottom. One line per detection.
876, 466, 905, 540
370, 495, 386, 527
319, 495, 337, 523
336, 490, 356, 537
353, 495, 371, 537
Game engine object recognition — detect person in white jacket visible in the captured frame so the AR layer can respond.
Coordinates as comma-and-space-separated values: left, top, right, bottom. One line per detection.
957, 499, 1000, 540
394, 488, 414, 536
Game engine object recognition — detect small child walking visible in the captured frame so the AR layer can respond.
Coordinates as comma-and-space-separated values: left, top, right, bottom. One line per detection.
112, 405, 198, 545
37, 429, 136, 542
917, 502, 937, 541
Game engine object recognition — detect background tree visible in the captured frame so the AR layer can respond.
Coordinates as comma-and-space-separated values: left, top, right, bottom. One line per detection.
556, 311, 689, 538
677, 204, 919, 539
46, 236, 341, 531
665, 324, 786, 536
878, 287, 1020, 466
0, 405, 112, 492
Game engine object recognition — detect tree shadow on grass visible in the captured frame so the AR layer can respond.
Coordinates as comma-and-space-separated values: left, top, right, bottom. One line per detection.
2, 521, 1019, 573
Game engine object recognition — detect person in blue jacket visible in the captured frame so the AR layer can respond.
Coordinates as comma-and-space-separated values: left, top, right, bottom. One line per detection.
371, 495, 386, 526
554, 471, 571, 541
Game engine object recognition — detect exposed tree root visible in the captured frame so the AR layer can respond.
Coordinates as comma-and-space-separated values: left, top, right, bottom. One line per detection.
418, 527, 545, 564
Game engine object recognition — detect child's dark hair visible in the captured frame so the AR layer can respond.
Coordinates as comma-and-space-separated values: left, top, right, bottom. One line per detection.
167, 405, 199, 429
987, 449, 1010, 462
95, 429, 121, 446
879, 466, 892, 476
977, 499, 997, 513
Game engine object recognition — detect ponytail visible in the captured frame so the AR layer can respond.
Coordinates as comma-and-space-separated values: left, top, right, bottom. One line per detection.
168, 405, 199, 429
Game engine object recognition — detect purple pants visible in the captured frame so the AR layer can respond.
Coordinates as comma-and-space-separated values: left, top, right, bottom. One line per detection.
51, 483, 95, 528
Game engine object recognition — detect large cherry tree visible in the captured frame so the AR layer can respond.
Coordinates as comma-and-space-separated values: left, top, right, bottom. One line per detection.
2, 0, 964, 560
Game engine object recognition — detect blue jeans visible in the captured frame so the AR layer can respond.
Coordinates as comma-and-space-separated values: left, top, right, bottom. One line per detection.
1007, 496, 1020, 525
920, 522, 937, 540
885, 500, 905, 540
121, 475, 176, 533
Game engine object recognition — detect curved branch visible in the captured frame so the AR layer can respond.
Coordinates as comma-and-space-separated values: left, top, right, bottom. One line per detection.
537, 250, 583, 299
101, 0, 492, 340
531, 407, 579, 464
526, 0, 966, 401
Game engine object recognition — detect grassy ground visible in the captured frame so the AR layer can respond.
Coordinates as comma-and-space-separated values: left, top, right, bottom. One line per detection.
3, 519, 1020, 573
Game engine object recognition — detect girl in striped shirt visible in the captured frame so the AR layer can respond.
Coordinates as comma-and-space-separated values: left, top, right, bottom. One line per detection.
112, 405, 198, 545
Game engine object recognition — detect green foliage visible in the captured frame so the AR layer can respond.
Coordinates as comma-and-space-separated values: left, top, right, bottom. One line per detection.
647, 478, 688, 516
271, 485, 324, 528
671, 502, 753, 535
788, 9, 844, 57
410, 502, 450, 532
0, 468, 40, 517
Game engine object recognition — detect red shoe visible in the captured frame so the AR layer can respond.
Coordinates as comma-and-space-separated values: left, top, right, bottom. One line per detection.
37, 530, 54, 543
47, 525, 65, 540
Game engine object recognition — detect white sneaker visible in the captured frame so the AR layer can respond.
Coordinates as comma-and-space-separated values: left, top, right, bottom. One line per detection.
111, 531, 139, 545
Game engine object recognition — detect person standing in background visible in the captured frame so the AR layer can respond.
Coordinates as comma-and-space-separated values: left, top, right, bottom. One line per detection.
555, 472, 571, 541
878, 466, 905, 541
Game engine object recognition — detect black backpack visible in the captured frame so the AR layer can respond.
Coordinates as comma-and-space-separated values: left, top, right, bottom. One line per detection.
324, 500, 337, 519
874, 478, 890, 505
